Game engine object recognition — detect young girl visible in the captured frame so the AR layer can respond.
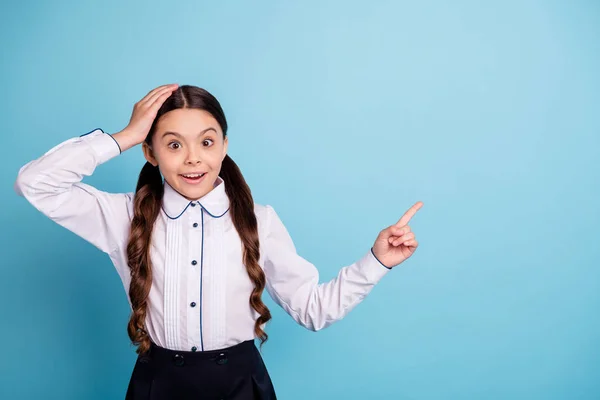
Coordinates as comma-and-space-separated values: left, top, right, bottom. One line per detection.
14, 83, 422, 400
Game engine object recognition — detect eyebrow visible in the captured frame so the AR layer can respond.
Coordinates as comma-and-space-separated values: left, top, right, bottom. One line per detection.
161, 127, 217, 139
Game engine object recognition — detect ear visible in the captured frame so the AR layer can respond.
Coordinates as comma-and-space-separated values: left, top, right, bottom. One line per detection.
142, 142, 159, 167
221, 136, 228, 161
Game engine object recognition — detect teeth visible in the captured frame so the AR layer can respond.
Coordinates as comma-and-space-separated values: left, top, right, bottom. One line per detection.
183, 173, 205, 178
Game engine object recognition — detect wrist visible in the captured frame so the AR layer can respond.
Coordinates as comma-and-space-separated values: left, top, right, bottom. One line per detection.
111, 129, 143, 152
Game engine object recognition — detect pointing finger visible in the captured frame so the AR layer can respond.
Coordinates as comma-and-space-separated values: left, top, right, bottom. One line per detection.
396, 201, 423, 227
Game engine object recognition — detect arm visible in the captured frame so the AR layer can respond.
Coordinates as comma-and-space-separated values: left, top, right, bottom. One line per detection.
14, 129, 132, 254
14, 83, 181, 255
262, 205, 391, 332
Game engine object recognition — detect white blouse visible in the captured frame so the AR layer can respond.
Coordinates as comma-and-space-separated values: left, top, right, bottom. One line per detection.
14, 128, 391, 352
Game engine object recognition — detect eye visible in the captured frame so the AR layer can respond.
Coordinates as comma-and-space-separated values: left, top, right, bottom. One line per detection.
167, 141, 181, 150
203, 138, 214, 147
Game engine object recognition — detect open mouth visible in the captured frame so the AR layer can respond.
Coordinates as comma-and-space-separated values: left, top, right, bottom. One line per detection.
180, 173, 207, 184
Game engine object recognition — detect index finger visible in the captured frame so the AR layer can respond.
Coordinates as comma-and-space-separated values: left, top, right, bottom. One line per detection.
396, 201, 423, 227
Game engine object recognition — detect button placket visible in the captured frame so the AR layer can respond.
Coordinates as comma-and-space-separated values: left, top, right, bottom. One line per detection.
187, 203, 204, 352
199, 208, 205, 351
199, 207, 204, 351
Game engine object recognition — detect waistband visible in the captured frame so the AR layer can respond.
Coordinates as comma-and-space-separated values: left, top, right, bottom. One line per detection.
141, 339, 256, 367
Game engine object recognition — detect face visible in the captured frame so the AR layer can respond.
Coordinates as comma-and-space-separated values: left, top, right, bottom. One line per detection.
142, 108, 228, 201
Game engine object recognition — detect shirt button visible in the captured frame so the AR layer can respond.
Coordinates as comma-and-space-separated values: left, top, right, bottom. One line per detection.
190, 302, 196, 307
191, 346, 197, 352
193, 223, 198, 228
173, 354, 185, 367
191, 260, 197, 266
190, 203, 196, 207
216, 353, 228, 365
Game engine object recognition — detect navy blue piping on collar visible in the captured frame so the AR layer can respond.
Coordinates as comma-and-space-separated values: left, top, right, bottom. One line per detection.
199, 203, 229, 218
162, 202, 230, 220
371, 247, 392, 270
162, 202, 194, 220
80, 127, 122, 154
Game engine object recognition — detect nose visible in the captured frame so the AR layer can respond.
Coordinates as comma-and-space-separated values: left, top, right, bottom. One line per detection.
185, 150, 202, 165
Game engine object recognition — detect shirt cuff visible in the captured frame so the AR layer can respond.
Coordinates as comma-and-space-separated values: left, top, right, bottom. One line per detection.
80, 128, 122, 163
356, 248, 392, 285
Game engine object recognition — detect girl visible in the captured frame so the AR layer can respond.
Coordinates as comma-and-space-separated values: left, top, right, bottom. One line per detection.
14, 83, 422, 400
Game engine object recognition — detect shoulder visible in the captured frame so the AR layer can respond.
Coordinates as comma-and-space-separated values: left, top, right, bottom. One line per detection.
252, 202, 291, 238
110, 190, 135, 209
253, 202, 276, 235
101, 190, 136, 222
253, 202, 271, 222
102, 190, 136, 228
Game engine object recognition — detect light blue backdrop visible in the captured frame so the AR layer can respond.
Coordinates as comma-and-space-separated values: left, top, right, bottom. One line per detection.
1, 1, 599, 399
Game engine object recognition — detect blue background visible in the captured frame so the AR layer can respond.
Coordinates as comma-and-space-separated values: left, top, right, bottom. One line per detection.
1, 1, 599, 399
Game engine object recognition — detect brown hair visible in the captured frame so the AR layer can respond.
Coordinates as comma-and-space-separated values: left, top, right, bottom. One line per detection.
126, 85, 271, 355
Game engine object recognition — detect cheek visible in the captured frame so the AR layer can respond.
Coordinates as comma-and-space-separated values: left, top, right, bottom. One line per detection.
155, 152, 182, 174
206, 156, 224, 171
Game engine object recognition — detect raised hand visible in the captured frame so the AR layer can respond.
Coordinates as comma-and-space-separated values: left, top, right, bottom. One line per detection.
372, 201, 423, 268
112, 83, 179, 152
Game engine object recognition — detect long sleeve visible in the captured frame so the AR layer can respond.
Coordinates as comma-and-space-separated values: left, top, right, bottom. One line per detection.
262, 204, 391, 332
14, 128, 133, 255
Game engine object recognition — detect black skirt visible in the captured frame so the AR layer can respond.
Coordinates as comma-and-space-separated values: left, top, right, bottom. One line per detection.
125, 339, 277, 400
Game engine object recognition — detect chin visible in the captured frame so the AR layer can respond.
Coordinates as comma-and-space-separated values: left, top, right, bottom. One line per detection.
182, 185, 209, 200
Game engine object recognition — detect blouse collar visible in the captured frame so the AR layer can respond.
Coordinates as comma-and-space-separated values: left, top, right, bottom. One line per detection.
162, 176, 230, 219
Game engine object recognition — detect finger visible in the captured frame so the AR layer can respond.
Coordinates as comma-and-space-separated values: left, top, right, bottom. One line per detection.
393, 225, 411, 235
388, 225, 410, 240
396, 201, 423, 227
392, 232, 414, 246
396, 239, 417, 247
143, 84, 178, 101
393, 232, 414, 246
140, 84, 178, 105
140, 84, 174, 103
144, 85, 178, 107
403, 239, 418, 248
149, 89, 177, 110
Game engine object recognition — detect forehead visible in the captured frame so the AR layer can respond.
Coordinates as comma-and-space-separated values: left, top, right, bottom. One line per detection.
156, 108, 221, 136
